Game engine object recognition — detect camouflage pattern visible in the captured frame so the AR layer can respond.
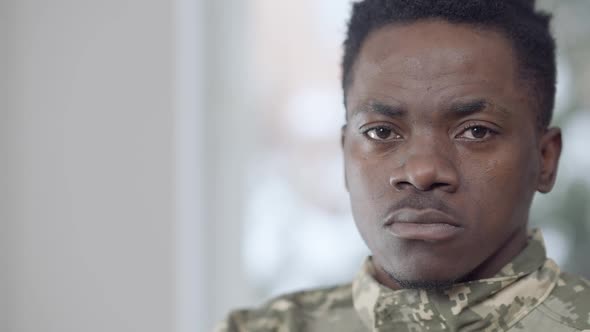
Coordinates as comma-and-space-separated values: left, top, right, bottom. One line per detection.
216, 229, 590, 331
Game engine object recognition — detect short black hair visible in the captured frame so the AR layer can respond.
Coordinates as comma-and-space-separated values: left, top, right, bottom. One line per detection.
342, 0, 556, 128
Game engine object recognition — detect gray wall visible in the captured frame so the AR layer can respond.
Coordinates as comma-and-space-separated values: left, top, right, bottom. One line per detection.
1, 1, 177, 331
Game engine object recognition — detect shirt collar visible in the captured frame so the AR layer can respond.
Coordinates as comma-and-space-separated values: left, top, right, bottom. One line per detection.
352, 229, 560, 331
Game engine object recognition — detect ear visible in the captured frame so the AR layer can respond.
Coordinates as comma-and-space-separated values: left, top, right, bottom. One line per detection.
341, 124, 349, 191
537, 127, 562, 193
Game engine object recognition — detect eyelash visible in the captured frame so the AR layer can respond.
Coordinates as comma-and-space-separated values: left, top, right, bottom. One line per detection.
361, 123, 499, 142
456, 122, 499, 141
362, 125, 401, 142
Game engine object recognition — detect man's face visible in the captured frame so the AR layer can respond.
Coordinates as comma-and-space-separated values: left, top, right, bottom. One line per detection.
342, 20, 561, 288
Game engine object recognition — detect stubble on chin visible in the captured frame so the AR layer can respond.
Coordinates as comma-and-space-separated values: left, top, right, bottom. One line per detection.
379, 263, 458, 291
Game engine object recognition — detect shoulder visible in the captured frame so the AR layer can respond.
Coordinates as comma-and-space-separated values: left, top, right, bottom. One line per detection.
538, 271, 590, 331
215, 283, 354, 332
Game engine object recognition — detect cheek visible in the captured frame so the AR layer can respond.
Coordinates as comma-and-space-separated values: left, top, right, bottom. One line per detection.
459, 142, 539, 222
345, 147, 391, 203
344, 146, 395, 231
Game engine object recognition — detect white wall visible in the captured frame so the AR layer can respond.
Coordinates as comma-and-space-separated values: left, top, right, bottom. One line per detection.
1, 1, 177, 331
198, 0, 258, 328
174, 0, 207, 331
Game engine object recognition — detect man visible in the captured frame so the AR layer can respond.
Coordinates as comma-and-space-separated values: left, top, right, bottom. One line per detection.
217, 0, 590, 331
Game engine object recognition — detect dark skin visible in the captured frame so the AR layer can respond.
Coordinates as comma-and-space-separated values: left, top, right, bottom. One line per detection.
342, 20, 562, 290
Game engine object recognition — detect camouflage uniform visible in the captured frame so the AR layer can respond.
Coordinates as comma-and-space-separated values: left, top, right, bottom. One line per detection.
217, 229, 590, 331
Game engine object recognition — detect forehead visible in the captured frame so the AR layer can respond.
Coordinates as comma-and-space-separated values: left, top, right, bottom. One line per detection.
347, 20, 523, 111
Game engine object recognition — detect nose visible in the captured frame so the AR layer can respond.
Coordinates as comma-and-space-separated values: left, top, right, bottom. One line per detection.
389, 145, 459, 193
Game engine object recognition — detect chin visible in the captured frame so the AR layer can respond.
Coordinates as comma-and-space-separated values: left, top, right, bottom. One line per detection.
380, 255, 468, 289
386, 266, 459, 289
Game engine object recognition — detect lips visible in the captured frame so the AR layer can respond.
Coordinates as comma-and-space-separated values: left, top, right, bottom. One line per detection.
384, 208, 464, 242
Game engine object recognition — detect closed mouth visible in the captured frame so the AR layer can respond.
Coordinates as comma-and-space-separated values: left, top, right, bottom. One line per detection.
384, 208, 464, 241
384, 208, 462, 227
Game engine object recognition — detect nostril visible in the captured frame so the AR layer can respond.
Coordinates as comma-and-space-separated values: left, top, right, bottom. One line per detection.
390, 175, 457, 192
430, 182, 456, 193
390, 179, 412, 191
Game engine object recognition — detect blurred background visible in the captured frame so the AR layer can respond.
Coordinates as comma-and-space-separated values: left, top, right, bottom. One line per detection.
1, 0, 589, 332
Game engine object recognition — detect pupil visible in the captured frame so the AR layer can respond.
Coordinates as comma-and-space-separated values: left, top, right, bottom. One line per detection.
471, 127, 487, 139
377, 128, 391, 139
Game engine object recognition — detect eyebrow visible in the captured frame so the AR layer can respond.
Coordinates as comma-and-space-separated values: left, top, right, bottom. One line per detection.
450, 99, 487, 114
353, 102, 406, 119
352, 98, 510, 120
448, 99, 511, 119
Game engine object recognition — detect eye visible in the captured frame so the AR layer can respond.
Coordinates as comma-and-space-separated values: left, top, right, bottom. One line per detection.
457, 125, 496, 140
364, 126, 401, 141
